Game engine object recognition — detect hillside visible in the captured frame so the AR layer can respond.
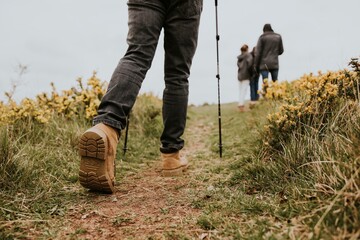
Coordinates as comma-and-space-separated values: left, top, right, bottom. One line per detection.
0, 60, 359, 239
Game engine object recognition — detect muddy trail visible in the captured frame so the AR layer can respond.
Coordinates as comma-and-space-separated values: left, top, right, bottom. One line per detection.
58, 117, 218, 239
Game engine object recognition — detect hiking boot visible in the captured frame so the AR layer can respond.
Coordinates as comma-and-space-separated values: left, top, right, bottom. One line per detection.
161, 151, 188, 177
249, 101, 257, 109
78, 123, 119, 193
238, 105, 246, 112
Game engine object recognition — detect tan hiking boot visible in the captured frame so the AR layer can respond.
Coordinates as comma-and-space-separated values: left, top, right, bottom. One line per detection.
238, 105, 246, 112
78, 123, 119, 193
161, 151, 188, 177
249, 101, 257, 109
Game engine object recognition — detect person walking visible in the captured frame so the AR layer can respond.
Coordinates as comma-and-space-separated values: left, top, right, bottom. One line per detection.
78, 0, 203, 194
237, 44, 253, 112
254, 23, 284, 83
249, 47, 260, 105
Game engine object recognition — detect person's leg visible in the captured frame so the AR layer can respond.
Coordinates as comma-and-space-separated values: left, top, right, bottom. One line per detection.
238, 80, 250, 110
159, 0, 202, 176
249, 76, 259, 108
238, 81, 244, 107
160, 0, 202, 154
93, 0, 166, 131
254, 75, 260, 100
250, 77, 258, 101
260, 70, 270, 96
270, 69, 279, 82
249, 78, 255, 101
260, 70, 269, 82
79, 0, 166, 193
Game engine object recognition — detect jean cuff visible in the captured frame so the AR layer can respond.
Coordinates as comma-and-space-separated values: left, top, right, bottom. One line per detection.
93, 118, 123, 131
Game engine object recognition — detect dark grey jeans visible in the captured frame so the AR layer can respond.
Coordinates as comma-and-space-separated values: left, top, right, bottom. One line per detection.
93, 0, 203, 153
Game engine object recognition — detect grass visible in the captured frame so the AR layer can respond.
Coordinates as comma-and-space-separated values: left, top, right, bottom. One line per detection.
0, 94, 163, 239
1, 66, 359, 239
0, 116, 86, 239
191, 77, 360, 238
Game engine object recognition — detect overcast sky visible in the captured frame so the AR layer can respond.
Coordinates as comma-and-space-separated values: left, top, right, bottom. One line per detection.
1, 0, 359, 105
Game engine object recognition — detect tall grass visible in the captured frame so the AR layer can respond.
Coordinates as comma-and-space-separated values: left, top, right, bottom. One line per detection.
0, 91, 162, 238
226, 62, 360, 238
265, 102, 360, 238
0, 115, 84, 239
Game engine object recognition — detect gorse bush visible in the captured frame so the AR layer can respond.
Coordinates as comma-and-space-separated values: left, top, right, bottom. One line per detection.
0, 71, 106, 125
263, 68, 360, 153
251, 59, 360, 238
0, 74, 162, 237
0, 73, 105, 194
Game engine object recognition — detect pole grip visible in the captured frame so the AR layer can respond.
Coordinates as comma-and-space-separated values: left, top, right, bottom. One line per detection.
215, 0, 218, 6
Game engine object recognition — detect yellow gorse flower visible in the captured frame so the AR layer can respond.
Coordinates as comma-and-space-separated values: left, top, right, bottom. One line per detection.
263, 66, 360, 148
0, 71, 107, 126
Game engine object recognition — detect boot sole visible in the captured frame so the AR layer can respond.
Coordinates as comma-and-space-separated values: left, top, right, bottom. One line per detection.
78, 130, 115, 193
161, 164, 189, 177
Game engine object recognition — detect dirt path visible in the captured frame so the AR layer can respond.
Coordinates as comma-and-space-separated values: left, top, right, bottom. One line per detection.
59, 118, 215, 239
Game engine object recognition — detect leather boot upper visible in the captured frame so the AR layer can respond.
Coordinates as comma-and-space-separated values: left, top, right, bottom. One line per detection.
88, 123, 119, 181
161, 151, 188, 170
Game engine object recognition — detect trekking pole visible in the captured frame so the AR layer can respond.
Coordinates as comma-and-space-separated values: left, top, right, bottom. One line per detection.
215, 0, 223, 158
123, 114, 130, 160
115, 113, 130, 178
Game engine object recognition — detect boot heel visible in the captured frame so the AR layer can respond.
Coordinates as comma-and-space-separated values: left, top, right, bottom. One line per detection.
78, 131, 115, 193
161, 167, 185, 177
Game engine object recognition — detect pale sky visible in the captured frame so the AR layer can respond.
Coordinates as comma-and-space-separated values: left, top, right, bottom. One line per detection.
1, 0, 359, 105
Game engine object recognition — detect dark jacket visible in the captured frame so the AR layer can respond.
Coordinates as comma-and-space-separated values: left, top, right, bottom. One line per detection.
237, 52, 253, 81
255, 25, 284, 71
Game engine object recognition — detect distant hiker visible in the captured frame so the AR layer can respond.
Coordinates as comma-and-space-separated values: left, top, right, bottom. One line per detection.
78, 0, 203, 193
254, 23, 284, 82
237, 44, 253, 112
249, 47, 260, 105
